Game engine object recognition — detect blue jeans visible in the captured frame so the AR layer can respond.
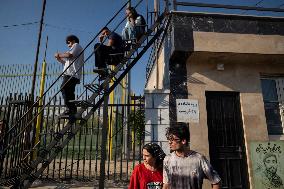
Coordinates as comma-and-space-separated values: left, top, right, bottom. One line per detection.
122, 22, 136, 40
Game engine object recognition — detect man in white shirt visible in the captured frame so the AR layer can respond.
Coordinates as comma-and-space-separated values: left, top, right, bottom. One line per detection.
54, 35, 84, 117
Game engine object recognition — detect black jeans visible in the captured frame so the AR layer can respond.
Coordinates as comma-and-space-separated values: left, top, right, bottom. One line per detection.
94, 43, 124, 69
61, 75, 80, 114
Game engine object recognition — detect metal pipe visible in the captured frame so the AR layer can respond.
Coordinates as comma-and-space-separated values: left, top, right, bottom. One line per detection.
30, 0, 46, 100
99, 85, 109, 189
33, 36, 48, 159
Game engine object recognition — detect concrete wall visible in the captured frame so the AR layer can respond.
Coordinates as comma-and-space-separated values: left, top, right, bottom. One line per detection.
184, 28, 284, 188
144, 12, 284, 189
144, 89, 170, 154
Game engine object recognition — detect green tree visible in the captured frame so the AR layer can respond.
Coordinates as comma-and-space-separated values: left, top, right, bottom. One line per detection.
129, 109, 145, 143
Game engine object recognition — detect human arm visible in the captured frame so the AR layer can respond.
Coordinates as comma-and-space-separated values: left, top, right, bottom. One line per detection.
54, 53, 65, 64
55, 52, 73, 59
99, 33, 107, 43
162, 183, 169, 189
200, 156, 222, 188
162, 157, 170, 189
128, 166, 139, 189
54, 52, 73, 64
212, 183, 220, 189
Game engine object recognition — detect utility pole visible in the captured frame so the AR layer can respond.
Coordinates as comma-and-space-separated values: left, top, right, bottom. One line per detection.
30, 0, 46, 101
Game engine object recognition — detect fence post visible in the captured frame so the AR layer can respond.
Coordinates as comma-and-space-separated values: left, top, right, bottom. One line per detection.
33, 60, 47, 159
99, 85, 109, 189
108, 66, 115, 161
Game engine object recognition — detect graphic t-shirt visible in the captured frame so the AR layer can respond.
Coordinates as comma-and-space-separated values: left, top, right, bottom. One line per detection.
163, 151, 221, 189
128, 163, 163, 189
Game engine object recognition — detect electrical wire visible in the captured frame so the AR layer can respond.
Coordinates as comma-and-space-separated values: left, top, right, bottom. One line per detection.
278, 3, 284, 8
0, 21, 39, 29
44, 23, 93, 34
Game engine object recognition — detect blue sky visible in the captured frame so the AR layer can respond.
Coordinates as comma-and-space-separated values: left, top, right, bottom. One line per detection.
0, 0, 283, 95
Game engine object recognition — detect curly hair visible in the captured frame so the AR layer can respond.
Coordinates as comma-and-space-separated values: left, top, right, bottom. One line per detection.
66, 35, 79, 44
143, 143, 165, 169
166, 123, 190, 146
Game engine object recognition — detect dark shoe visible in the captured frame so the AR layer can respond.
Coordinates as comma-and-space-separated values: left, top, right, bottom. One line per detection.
98, 74, 107, 81
60, 110, 70, 116
93, 68, 108, 74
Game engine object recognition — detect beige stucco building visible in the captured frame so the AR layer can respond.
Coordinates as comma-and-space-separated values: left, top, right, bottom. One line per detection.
145, 12, 284, 189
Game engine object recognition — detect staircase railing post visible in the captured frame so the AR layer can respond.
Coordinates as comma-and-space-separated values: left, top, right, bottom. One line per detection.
99, 85, 109, 189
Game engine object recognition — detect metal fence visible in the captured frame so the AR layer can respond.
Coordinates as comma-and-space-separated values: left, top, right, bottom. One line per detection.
0, 93, 144, 185
0, 61, 114, 101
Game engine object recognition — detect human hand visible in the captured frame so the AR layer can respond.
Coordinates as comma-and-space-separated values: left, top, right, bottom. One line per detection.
54, 52, 60, 59
99, 34, 105, 42
128, 12, 133, 18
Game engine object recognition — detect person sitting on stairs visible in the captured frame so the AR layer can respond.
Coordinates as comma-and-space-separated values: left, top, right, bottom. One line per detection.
93, 27, 125, 81
122, 6, 146, 42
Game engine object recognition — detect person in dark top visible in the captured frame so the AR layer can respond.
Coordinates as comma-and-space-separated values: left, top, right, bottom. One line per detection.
93, 27, 124, 80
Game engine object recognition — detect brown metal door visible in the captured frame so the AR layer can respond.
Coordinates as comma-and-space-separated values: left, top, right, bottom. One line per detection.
206, 91, 249, 189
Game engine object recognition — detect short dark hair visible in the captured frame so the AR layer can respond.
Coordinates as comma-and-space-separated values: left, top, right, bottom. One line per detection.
126, 6, 138, 18
143, 143, 165, 168
166, 123, 190, 146
66, 35, 79, 44
101, 26, 109, 32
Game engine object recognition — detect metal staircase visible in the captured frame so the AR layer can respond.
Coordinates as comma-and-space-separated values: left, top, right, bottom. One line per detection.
0, 1, 170, 188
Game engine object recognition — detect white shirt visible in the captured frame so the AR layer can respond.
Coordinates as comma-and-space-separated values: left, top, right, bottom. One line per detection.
63, 43, 84, 80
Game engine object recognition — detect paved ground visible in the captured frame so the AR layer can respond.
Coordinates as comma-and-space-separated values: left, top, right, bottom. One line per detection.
0, 180, 128, 189
29, 180, 128, 189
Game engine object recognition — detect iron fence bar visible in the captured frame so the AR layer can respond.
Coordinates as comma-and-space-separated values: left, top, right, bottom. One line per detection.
113, 104, 119, 181
107, 105, 113, 180
99, 85, 109, 189
139, 96, 143, 164
82, 118, 87, 179
119, 105, 124, 181
76, 123, 83, 179
3, 95, 12, 178
88, 110, 95, 179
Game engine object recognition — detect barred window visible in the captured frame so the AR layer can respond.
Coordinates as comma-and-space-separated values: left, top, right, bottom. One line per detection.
261, 78, 284, 135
